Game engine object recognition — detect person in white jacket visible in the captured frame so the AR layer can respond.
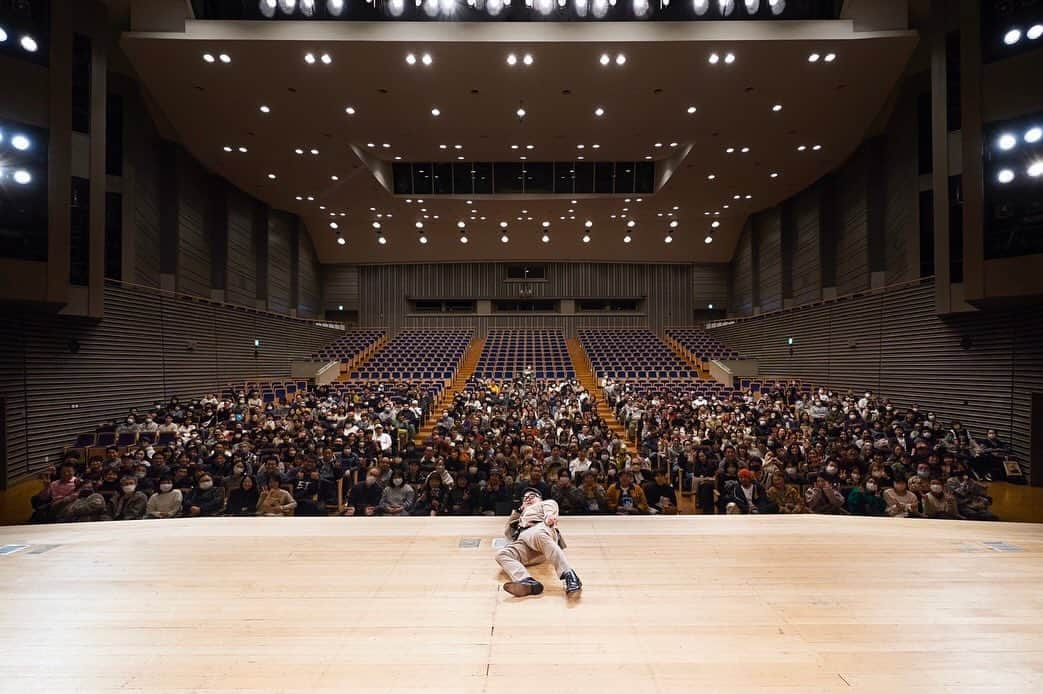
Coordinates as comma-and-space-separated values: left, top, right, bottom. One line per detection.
495, 487, 582, 598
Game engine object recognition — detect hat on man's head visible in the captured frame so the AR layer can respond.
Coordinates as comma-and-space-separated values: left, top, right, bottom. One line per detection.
522, 486, 544, 499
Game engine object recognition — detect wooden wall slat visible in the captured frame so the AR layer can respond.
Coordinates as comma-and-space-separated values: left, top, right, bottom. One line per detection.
226, 187, 257, 307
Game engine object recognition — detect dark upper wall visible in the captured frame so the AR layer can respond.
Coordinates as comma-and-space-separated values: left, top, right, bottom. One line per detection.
709, 278, 1043, 469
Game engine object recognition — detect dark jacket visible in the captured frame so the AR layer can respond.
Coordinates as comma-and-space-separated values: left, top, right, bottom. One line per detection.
226, 487, 259, 515
346, 480, 383, 509
729, 482, 772, 514
184, 485, 225, 515
111, 491, 148, 520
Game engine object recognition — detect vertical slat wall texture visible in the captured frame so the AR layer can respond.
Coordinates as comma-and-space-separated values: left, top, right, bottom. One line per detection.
124, 88, 162, 288
0, 285, 341, 484
225, 188, 257, 307
175, 153, 212, 297
884, 88, 920, 285
756, 209, 783, 313
691, 263, 730, 311
297, 230, 322, 318
834, 147, 870, 296
707, 279, 1043, 468
729, 225, 754, 316
323, 265, 360, 311
356, 263, 726, 336
267, 212, 293, 314
792, 185, 822, 306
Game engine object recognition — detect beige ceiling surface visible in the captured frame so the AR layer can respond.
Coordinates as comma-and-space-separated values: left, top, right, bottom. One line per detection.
121, 20, 918, 264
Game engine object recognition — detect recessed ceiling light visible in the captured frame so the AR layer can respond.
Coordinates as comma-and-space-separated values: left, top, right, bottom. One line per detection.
708, 53, 720, 64
295, 196, 303, 201
615, 53, 626, 65
772, 104, 783, 112
218, 53, 231, 64
305, 53, 316, 64
798, 145, 807, 151
337, 236, 346, 245
507, 53, 518, 65
745, 194, 752, 199
320, 53, 332, 64
770, 172, 779, 178
824, 53, 836, 62
600, 53, 610, 65
295, 148, 304, 155
577, 144, 585, 150
594, 106, 605, 117
707, 174, 716, 180
421, 53, 433, 65
726, 147, 735, 154
307, 195, 315, 201
669, 142, 678, 147
431, 107, 441, 117
367, 143, 375, 148
382, 143, 391, 148
711, 220, 721, 228
345, 106, 356, 115
741, 147, 750, 153
724, 53, 736, 64
238, 146, 248, 153
623, 233, 632, 243
510, 145, 519, 150
268, 173, 277, 180
1025, 127, 1042, 143
330, 222, 339, 230
808, 53, 820, 62
672, 206, 679, 210
259, 105, 271, 113
454, 144, 463, 150
669, 220, 679, 228
203, 53, 215, 63
331, 175, 339, 181
997, 168, 1015, 184
664, 234, 673, 244
644, 155, 652, 160
1028, 24, 1043, 41
406, 53, 417, 65
526, 144, 534, 150
523, 53, 534, 65
516, 107, 527, 118
812, 144, 822, 151
311, 148, 319, 155
223, 146, 232, 152
1027, 161, 1043, 178
687, 106, 697, 114
592, 144, 600, 149
394, 156, 402, 160
704, 235, 713, 244
654, 142, 663, 148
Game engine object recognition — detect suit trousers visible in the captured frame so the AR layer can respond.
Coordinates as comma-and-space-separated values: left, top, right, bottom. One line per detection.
495, 523, 572, 582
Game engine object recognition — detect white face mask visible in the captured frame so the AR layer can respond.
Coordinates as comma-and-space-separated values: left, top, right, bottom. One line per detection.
825, 465, 838, 474
159, 483, 173, 492
122, 485, 136, 494
866, 482, 878, 492
392, 478, 403, 486
930, 484, 943, 494
199, 481, 213, 490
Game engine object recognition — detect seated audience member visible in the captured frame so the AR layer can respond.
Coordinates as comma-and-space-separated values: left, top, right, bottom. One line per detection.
58, 482, 111, 523
342, 467, 383, 516
806, 475, 847, 515
765, 472, 804, 514
882, 476, 921, 518
226, 476, 260, 516
922, 478, 963, 519
550, 470, 585, 515
379, 473, 415, 516
30, 463, 82, 523
606, 470, 649, 515
577, 472, 608, 515
727, 469, 774, 514
412, 472, 450, 516
945, 469, 997, 521
257, 475, 297, 516
449, 474, 475, 515
292, 469, 327, 516
847, 476, 886, 516
643, 468, 678, 515
475, 471, 512, 515
714, 461, 740, 514
111, 476, 148, 521
146, 476, 183, 519
184, 473, 225, 517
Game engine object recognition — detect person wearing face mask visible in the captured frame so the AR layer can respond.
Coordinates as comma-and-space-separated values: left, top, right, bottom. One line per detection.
111, 476, 148, 521
223, 461, 249, 496
226, 476, 259, 516
806, 474, 847, 515
846, 474, 886, 516
184, 474, 225, 517
379, 472, 415, 516
146, 476, 183, 519
882, 476, 921, 518
342, 468, 383, 516
922, 478, 963, 519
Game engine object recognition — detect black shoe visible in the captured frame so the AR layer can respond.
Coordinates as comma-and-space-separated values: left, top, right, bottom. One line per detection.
503, 578, 544, 597
560, 570, 582, 595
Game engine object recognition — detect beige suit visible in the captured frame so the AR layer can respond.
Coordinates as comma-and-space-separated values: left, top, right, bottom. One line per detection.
495, 500, 572, 582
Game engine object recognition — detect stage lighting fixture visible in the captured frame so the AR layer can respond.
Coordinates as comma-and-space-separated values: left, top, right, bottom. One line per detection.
744, 0, 759, 13
219, 53, 231, 63
11, 134, 30, 151
300, 0, 316, 16
633, 0, 650, 17
718, 0, 734, 16
203, 53, 215, 63
692, 0, 709, 14
704, 235, 713, 244
421, 52, 433, 65
1026, 127, 1042, 144
1004, 29, 1022, 45
20, 35, 37, 52
575, 0, 589, 15
487, 0, 505, 15
388, 0, 406, 14
328, 0, 346, 15
997, 169, 1015, 184
13, 170, 31, 185
320, 53, 332, 64
998, 133, 1017, 150
278, 0, 297, 13
1027, 162, 1043, 178
592, 0, 609, 18
708, 52, 720, 64
768, 0, 784, 14
260, 0, 278, 17
536, 0, 553, 15
1029, 25, 1043, 40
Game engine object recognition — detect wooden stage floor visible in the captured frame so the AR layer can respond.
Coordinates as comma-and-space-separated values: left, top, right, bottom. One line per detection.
2, 516, 1043, 693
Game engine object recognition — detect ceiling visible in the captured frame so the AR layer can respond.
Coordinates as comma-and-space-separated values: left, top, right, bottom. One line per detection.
120, 18, 918, 264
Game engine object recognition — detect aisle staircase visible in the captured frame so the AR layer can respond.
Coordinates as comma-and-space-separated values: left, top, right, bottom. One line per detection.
413, 337, 486, 444
566, 338, 630, 443
663, 334, 711, 379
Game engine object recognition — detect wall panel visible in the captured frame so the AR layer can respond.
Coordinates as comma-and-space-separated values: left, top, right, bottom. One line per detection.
267, 211, 293, 314
884, 89, 920, 284
835, 148, 870, 295
0, 285, 341, 484
729, 224, 754, 316
124, 88, 162, 288
708, 279, 1042, 469
225, 187, 257, 307
175, 153, 211, 297
297, 228, 322, 318
792, 186, 822, 306
756, 209, 783, 313
323, 265, 360, 311
691, 263, 730, 312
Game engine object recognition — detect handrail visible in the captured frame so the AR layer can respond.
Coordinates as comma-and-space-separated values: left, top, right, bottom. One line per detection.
669, 276, 935, 329
316, 360, 340, 377
104, 277, 343, 329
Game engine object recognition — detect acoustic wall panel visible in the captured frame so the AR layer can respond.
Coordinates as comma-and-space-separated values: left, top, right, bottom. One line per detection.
792, 186, 822, 306
267, 211, 293, 314
884, 90, 920, 285
691, 263, 730, 312
323, 265, 360, 311
175, 153, 212, 297
225, 187, 257, 307
297, 229, 322, 318
835, 148, 870, 296
729, 223, 754, 316
756, 209, 783, 313
0, 285, 342, 484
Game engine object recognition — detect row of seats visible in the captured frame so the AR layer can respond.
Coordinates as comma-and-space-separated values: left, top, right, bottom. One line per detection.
579, 329, 698, 380
473, 329, 576, 380
219, 380, 308, 402
308, 329, 386, 363
349, 329, 473, 381
667, 328, 743, 362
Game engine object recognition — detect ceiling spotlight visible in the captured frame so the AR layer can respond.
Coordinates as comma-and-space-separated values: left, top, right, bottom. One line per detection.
260, 0, 278, 17
320, 53, 332, 65
724, 53, 736, 64
459, 233, 469, 244
632, 0, 649, 17
421, 53, 433, 66
218, 53, 231, 63
1027, 161, 1043, 178
331, 175, 339, 181
238, 146, 248, 153
305, 53, 316, 64
669, 220, 679, 229
541, 232, 551, 243
708, 53, 720, 64
203, 53, 215, 63
770, 172, 779, 178
693, 0, 709, 15
584, 220, 593, 228
507, 53, 517, 65
337, 236, 346, 245
372, 222, 382, 230
500, 232, 510, 243
268, 173, 277, 179
259, 105, 271, 113
582, 233, 591, 243
726, 147, 735, 154
406, 53, 417, 65
311, 148, 320, 155
808, 53, 820, 62
523, 53, 534, 65
1025, 127, 1043, 144
1004, 29, 1022, 45
330, 222, 339, 230
772, 104, 783, 112
516, 107, 527, 118
377, 234, 387, 245
382, 143, 390, 148
594, 106, 605, 117
1028, 25, 1043, 40
798, 145, 807, 151
18, 35, 37, 52
13, 170, 31, 185
223, 146, 233, 152
654, 142, 663, 148
704, 235, 713, 244
623, 234, 632, 243
741, 146, 750, 153
11, 134, 31, 151
707, 174, 716, 180
418, 232, 428, 244
664, 234, 673, 244
711, 220, 721, 228
812, 144, 822, 151
431, 107, 441, 117
627, 220, 636, 228
997, 169, 1015, 184
824, 52, 836, 62
616, 53, 627, 65
600, 53, 611, 66
327, 0, 346, 15
307, 195, 315, 201
366, 143, 375, 148
687, 106, 697, 114
593, 144, 601, 149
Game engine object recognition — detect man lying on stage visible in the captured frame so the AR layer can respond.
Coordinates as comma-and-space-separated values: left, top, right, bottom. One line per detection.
496, 487, 583, 598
